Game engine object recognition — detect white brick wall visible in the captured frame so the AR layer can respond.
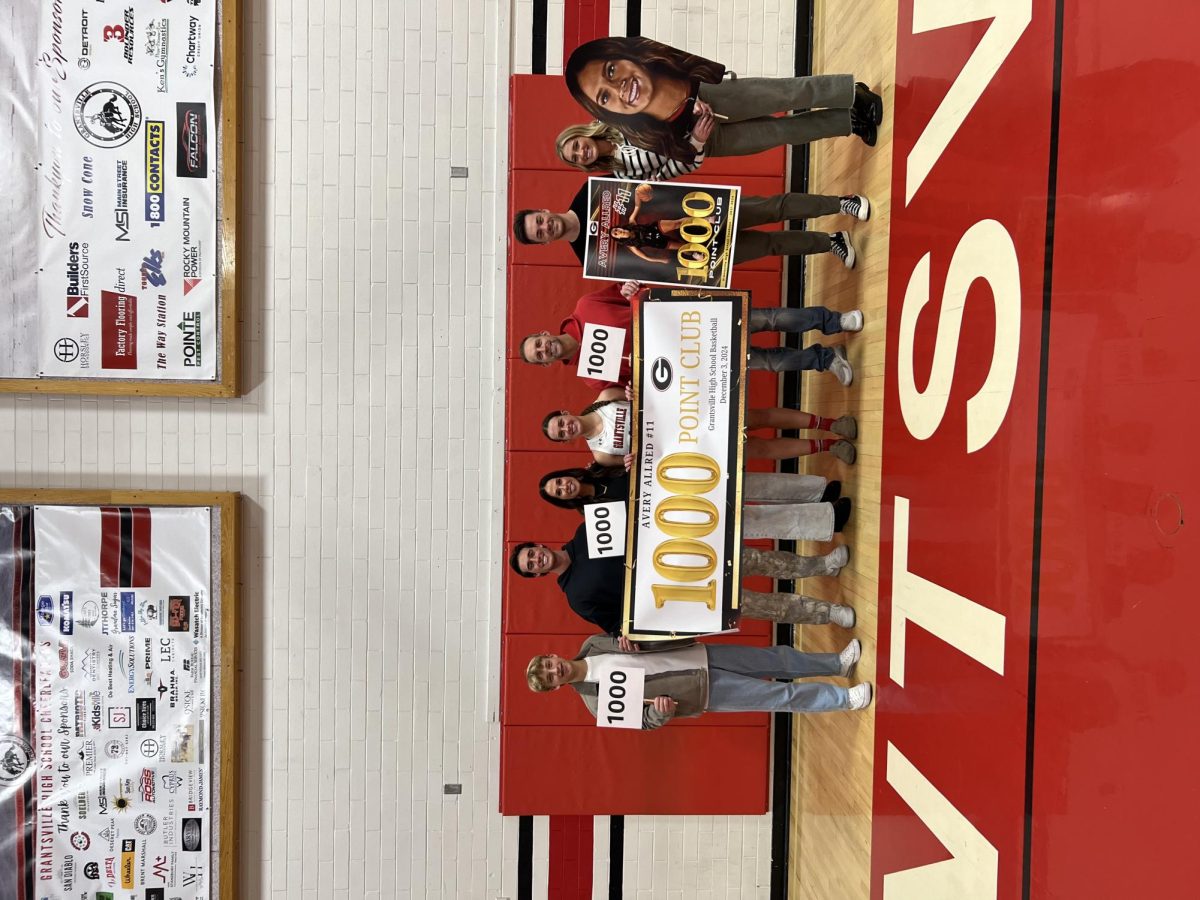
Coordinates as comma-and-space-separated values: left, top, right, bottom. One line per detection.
0, 1, 795, 896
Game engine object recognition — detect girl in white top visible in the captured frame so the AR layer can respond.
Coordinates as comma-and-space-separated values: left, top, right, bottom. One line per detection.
555, 121, 703, 181
542, 388, 632, 466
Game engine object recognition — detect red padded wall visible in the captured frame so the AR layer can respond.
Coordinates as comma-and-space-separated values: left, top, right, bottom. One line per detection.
501, 74, 788, 815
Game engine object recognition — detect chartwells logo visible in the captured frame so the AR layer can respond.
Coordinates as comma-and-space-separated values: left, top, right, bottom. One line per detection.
178, 312, 201, 368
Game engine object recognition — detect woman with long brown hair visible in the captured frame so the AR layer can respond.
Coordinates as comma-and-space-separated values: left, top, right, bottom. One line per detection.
564, 36, 883, 162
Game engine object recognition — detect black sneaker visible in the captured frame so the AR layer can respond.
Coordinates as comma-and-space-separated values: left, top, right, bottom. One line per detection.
833, 497, 853, 532
851, 110, 877, 147
854, 82, 883, 126
821, 480, 842, 503
829, 231, 856, 270
839, 194, 871, 222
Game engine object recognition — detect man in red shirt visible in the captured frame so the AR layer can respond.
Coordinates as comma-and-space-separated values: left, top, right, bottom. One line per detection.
519, 281, 863, 389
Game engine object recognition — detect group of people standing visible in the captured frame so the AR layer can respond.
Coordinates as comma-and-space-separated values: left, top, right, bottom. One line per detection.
509, 37, 879, 729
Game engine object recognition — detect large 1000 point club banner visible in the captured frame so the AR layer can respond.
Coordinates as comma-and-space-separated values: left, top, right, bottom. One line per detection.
9, 0, 219, 380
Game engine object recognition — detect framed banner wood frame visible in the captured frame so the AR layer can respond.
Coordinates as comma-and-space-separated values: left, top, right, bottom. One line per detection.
0, 488, 240, 899
0, 0, 241, 398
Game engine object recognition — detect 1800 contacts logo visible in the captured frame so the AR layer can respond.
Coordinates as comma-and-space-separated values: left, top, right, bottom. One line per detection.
73, 82, 142, 147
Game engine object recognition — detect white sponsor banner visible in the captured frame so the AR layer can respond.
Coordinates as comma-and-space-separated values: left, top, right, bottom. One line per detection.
624, 291, 748, 638
30, 0, 218, 379
33, 505, 212, 899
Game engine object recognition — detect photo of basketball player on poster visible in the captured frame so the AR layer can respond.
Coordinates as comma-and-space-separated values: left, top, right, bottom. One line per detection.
582, 176, 739, 288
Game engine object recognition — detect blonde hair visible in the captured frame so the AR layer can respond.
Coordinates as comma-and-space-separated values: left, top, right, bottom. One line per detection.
526, 655, 556, 692
555, 122, 625, 173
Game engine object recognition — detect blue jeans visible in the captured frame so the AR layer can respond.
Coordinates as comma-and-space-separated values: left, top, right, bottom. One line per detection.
705, 644, 849, 713
747, 306, 842, 372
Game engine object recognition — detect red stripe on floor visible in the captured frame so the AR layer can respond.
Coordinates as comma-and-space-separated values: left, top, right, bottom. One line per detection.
549, 815, 594, 899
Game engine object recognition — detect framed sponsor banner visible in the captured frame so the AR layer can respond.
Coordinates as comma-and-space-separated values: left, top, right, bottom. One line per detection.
0, 489, 239, 899
0, 0, 241, 396
622, 289, 749, 640
581, 177, 740, 289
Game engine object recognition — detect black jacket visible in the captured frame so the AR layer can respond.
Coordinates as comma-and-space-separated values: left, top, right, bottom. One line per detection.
557, 521, 628, 635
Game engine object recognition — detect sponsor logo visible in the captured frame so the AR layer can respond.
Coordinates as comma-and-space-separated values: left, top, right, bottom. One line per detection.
37, 595, 54, 626
115, 159, 131, 241
145, 19, 171, 91
70, 831, 91, 851
181, 865, 204, 889
0, 735, 34, 785
146, 889, 165, 900
182, 15, 201, 77
158, 639, 174, 663
170, 725, 195, 763
62, 853, 76, 891
175, 103, 207, 178
67, 241, 91, 317
141, 248, 166, 288
81, 648, 100, 681
101, 291, 138, 370
80, 10, 92, 68
99, 893, 115, 900
145, 121, 166, 225
140, 737, 160, 758
178, 312, 202, 368
168, 595, 191, 631
138, 599, 160, 626
79, 741, 96, 776
105, 738, 126, 759
181, 818, 202, 851
162, 772, 183, 792
97, 783, 110, 815
121, 839, 136, 888
53, 337, 80, 364
135, 698, 157, 731
120, 592, 137, 631
85, 860, 101, 879
108, 706, 131, 728
59, 591, 75, 634
74, 82, 142, 147
150, 854, 170, 883
135, 812, 158, 835
181, 196, 202, 294
103, 10, 135, 64
89, 692, 103, 733
79, 600, 100, 627
140, 769, 158, 803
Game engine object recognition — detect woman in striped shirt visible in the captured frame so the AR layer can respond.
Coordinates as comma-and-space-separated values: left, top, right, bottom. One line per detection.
555, 121, 703, 181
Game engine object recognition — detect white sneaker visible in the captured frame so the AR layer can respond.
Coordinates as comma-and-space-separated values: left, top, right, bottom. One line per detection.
829, 604, 856, 628
838, 638, 862, 676
839, 309, 864, 332
824, 545, 850, 575
847, 683, 873, 710
828, 345, 854, 387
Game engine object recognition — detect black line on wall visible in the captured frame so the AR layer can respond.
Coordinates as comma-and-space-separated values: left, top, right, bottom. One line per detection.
626, 0, 643, 36
517, 816, 534, 900
532, 0, 549, 74
609, 816, 625, 898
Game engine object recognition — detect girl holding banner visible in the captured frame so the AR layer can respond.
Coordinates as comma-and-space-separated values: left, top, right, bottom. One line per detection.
542, 400, 858, 467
